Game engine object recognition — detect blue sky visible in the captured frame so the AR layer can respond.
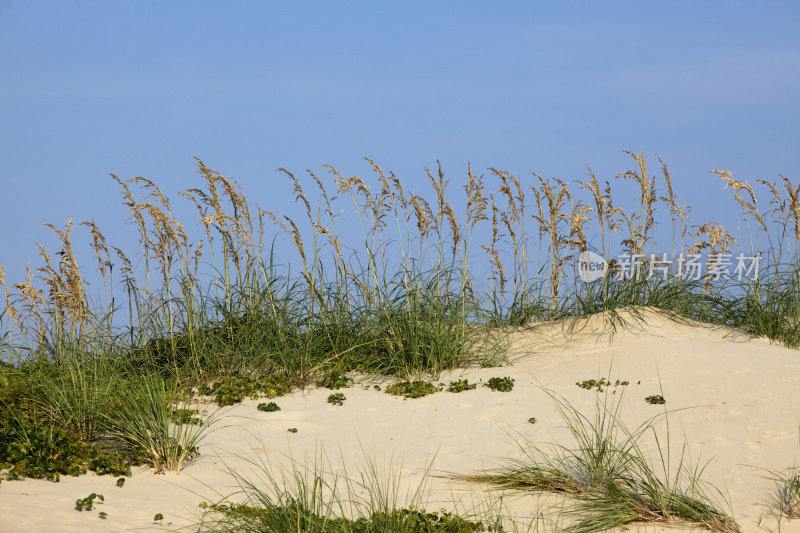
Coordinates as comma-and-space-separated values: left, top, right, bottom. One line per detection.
1, 1, 799, 286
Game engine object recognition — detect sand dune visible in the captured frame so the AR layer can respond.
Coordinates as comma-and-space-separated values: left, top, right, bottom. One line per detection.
1, 308, 798, 532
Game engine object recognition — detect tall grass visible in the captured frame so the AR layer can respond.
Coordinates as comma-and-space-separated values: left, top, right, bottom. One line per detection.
0, 152, 797, 481
32, 347, 116, 441
1, 153, 798, 378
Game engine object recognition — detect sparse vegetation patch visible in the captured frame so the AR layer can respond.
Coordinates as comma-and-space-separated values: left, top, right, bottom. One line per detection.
197, 375, 294, 407
316, 371, 353, 390
203, 502, 488, 533
576, 378, 630, 393
447, 379, 477, 392
485, 377, 514, 392
75, 492, 104, 512
385, 381, 438, 399
257, 402, 280, 412
645, 394, 666, 405
327, 392, 346, 406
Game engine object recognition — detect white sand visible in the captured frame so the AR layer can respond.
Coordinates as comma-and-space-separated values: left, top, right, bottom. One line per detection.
1, 308, 798, 532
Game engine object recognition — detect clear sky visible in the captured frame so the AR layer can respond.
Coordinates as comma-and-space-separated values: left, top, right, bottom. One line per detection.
1, 1, 799, 287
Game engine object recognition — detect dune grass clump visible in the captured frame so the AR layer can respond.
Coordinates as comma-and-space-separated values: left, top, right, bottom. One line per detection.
766, 467, 800, 520
202, 502, 486, 533
760, 433, 800, 521
774, 468, 800, 519
103, 376, 219, 474
452, 391, 739, 533
0, 356, 219, 478
198, 451, 506, 533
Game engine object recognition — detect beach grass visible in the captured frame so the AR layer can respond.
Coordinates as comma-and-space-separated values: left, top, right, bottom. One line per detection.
0, 152, 797, 529
197, 449, 514, 533
450, 390, 740, 533
771, 467, 800, 520
100, 374, 221, 474
758, 430, 800, 522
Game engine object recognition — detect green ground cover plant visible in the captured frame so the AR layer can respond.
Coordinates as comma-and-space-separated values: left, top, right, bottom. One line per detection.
257, 402, 280, 412
0, 362, 131, 482
385, 380, 438, 398
327, 392, 346, 406
645, 395, 666, 405
485, 377, 514, 392
317, 371, 354, 389
576, 378, 630, 393
447, 379, 477, 392
75, 492, 104, 512
204, 502, 487, 533
0, 409, 131, 481
197, 375, 294, 407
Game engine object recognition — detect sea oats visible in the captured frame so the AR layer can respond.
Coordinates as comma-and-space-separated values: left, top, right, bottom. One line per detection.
0, 262, 16, 326
783, 175, 800, 259
530, 174, 572, 308
619, 150, 658, 255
